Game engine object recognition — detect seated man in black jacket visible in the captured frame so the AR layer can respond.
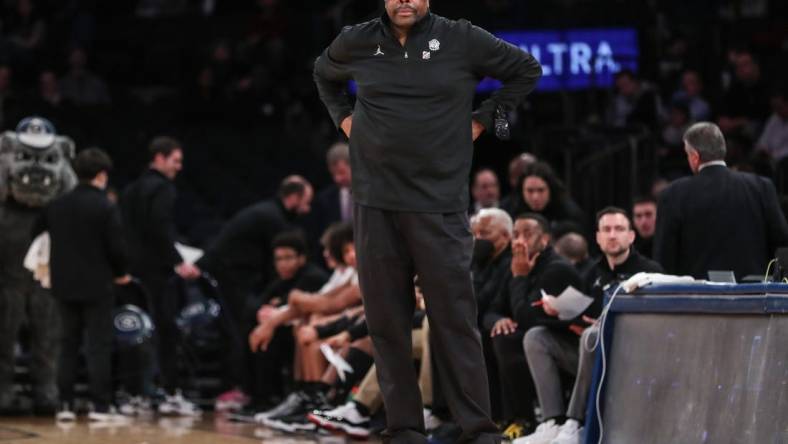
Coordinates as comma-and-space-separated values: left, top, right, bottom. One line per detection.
242, 231, 328, 412
517, 207, 662, 444
469, 208, 512, 425
35, 148, 131, 422
250, 224, 361, 423
472, 208, 514, 330
484, 213, 583, 440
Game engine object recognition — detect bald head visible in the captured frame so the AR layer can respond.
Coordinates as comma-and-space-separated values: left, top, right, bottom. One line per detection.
554, 232, 589, 265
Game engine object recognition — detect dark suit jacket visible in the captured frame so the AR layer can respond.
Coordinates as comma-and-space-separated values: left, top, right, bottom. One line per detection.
314, 184, 342, 228
35, 184, 128, 302
120, 169, 182, 272
654, 165, 788, 280
305, 184, 349, 261
475, 247, 513, 331
196, 198, 294, 288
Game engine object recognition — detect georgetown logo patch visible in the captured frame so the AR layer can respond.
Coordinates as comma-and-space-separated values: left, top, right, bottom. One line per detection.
422, 51, 431, 60
428, 39, 440, 51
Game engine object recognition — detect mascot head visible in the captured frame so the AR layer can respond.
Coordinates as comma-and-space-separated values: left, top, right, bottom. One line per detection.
0, 117, 77, 207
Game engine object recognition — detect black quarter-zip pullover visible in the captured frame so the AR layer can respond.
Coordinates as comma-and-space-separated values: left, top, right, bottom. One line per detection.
314, 11, 542, 212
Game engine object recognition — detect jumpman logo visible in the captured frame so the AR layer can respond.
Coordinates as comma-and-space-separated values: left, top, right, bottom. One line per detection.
373, 45, 385, 56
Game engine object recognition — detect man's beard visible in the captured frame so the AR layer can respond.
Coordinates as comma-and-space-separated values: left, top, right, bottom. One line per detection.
605, 245, 628, 259
529, 241, 545, 259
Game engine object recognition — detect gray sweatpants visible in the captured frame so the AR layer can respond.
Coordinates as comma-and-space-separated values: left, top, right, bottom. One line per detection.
523, 325, 598, 422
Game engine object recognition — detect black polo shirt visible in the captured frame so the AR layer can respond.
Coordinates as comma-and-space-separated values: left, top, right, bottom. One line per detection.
584, 248, 664, 317
314, 11, 542, 213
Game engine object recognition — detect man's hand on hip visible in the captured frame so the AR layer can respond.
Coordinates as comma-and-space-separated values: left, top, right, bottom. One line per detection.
472, 119, 485, 141
340, 116, 353, 138
114, 274, 132, 285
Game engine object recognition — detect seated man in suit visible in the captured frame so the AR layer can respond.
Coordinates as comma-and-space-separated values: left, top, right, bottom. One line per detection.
654, 122, 788, 280
306, 142, 353, 261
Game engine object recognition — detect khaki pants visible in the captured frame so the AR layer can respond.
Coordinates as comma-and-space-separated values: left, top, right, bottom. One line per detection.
354, 317, 432, 413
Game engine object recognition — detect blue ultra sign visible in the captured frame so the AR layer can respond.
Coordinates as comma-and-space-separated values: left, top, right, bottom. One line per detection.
478, 28, 639, 92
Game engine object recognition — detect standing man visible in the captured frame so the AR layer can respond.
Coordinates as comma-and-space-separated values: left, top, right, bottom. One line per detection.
314, 1, 542, 442
654, 122, 788, 280
35, 148, 131, 421
120, 136, 200, 416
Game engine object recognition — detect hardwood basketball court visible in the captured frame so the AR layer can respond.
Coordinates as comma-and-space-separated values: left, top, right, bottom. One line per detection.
0, 414, 380, 443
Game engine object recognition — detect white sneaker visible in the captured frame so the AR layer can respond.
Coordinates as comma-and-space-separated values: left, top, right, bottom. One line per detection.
513, 419, 561, 444
551, 419, 583, 444
88, 407, 130, 423
119, 396, 153, 416
158, 390, 202, 417
307, 401, 371, 439
423, 408, 442, 431
55, 403, 76, 422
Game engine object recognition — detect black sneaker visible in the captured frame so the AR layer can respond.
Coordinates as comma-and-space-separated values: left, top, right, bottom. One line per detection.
427, 422, 462, 444
266, 412, 318, 433
227, 406, 258, 423
263, 390, 331, 429
255, 391, 309, 425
